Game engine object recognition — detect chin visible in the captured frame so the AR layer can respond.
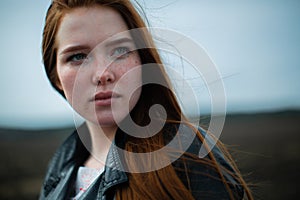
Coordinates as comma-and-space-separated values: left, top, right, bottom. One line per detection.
96, 119, 116, 127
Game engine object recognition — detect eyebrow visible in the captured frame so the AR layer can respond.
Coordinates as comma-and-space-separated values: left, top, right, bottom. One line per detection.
58, 45, 90, 56
58, 37, 134, 56
104, 37, 134, 47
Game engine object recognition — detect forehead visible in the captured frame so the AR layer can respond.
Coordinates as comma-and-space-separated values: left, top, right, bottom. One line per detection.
56, 5, 130, 51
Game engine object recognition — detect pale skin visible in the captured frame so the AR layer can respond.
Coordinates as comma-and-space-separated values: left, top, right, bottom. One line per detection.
55, 5, 142, 169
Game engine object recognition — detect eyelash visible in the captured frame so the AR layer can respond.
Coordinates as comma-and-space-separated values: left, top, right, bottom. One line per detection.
66, 53, 87, 65
111, 47, 131, 59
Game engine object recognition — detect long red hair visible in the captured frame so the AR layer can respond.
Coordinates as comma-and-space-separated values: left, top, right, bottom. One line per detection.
42, 0, 253, 199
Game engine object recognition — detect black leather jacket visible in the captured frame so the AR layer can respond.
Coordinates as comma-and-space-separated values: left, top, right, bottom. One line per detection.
39, 124, 244, 200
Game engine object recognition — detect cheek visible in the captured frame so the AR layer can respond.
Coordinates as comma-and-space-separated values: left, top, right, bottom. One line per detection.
124, 61, 142, 107
57, 69, 77, 101
113, 55, 142, 106
116, 53, 141, 77
120, 57, 142, 86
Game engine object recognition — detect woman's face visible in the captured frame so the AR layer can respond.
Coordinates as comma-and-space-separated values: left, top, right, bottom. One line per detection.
55, 5, 142, 128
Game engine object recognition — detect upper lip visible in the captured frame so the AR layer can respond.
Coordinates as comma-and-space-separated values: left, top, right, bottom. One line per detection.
93, 91, 119, 101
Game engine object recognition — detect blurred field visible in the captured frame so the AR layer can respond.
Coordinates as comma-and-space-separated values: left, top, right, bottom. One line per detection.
0, 110, 299, 200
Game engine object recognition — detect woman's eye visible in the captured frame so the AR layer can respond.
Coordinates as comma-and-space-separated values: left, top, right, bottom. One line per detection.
66, 53, 87, 64
111, 47, 130, 59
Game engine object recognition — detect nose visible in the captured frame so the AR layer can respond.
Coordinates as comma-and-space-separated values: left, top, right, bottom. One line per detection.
93, 66, 115, 86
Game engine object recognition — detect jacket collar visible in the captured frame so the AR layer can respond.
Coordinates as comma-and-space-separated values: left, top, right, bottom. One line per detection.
102, 140, 128, 194
77, 124, 128, 195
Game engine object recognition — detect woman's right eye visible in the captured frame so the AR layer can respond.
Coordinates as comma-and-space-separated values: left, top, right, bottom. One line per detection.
66, 53, 87, 65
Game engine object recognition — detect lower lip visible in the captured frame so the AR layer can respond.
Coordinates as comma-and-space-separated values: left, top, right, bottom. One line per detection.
94, 98, 113, 106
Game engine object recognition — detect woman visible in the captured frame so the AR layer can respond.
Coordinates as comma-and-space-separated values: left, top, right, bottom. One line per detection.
40, 0, 253, 199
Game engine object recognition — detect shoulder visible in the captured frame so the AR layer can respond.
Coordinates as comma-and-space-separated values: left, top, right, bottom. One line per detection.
44, 124, 91, 177
42, 130, 77, 175
40, 129, 86, 198
49, 131, 81, 172
166, 123, 244, 199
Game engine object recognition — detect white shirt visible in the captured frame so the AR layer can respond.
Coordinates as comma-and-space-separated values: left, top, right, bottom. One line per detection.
71, 166, 104, 200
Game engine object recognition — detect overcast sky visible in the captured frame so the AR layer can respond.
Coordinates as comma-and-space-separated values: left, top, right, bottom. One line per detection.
0, 0, 299, 129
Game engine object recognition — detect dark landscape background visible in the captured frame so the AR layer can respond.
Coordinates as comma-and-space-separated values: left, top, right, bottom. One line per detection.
0, 110, 299, 200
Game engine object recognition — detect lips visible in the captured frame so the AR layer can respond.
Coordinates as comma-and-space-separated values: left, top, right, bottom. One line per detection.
93, 91, 119, 106
95, 91, 113, 100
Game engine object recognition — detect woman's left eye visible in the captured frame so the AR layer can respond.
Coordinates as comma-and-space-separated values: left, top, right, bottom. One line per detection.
111, 47, 130, 59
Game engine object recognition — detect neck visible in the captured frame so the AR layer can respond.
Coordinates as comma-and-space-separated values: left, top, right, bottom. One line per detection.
84, 121, 118, 169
